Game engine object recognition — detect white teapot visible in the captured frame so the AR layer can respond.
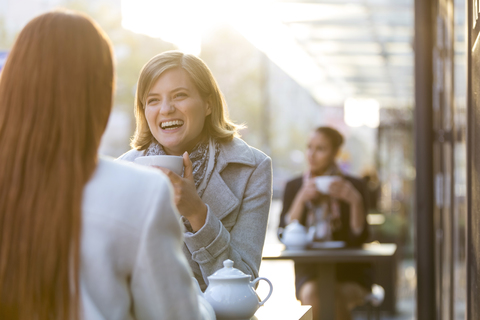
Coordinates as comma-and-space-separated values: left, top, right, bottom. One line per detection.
201, 259, 273, 320
281, 220, 309, 250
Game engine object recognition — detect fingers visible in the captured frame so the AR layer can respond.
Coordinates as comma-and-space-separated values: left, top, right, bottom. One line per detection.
302, 178, 316, 191
157, 167, 183, 184
328, 180, 346, 198
301, 184, 321, 201
302, 181, 316, 193
329, 179, 355, 201
183, 152, 194, 181
329, 179, 343, 188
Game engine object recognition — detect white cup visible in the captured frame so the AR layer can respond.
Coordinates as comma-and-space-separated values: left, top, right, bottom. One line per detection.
314, 176, 341, 194
134, 155, 184, 176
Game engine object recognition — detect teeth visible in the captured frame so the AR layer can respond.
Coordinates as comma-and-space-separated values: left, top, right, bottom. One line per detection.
161, 120, 184, 129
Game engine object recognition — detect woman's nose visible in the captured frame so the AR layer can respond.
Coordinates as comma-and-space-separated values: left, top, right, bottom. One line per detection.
159, 100, 175, 115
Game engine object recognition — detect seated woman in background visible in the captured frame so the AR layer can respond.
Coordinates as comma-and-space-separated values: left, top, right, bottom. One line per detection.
118, 51, 272, 290
278, 126, 373, 320
0, 11, 213, 319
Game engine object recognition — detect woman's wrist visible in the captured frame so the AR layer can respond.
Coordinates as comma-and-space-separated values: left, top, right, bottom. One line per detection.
188, 203, 208, 232
347, 189, 362, 206
296, 190, 309, 205
288, 194, 307, 222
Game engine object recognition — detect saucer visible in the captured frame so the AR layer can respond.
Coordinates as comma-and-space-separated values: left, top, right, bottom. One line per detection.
307, 241, 346, 249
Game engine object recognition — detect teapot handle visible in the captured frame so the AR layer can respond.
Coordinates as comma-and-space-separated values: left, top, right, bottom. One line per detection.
251, 277, 273, 306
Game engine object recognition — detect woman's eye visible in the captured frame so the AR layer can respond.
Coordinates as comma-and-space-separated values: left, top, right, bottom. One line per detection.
174, 92, 187, 99
147, 98, 159, 105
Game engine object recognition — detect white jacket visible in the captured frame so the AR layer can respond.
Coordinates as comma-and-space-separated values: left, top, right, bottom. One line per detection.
80, 157, 214, 320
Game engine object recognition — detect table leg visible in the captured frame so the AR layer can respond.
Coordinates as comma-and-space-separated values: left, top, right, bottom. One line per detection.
316, 263, 336, 320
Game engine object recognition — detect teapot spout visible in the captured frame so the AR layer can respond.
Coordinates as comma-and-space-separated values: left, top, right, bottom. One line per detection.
192, 277, 204, 296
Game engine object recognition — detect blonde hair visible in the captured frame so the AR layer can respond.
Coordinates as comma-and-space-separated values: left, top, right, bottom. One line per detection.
0, 11, 114, 319
131, 51, 242, 150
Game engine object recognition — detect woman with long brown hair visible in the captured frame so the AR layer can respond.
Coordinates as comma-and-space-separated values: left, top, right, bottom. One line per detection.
0, 11, 213, 320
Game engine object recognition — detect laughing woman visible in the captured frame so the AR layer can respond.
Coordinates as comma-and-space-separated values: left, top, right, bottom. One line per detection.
118, 51, 273, 290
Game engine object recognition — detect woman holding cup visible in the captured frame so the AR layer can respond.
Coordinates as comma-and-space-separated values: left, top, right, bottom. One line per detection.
118, 51, 272, 290
278, 126, 372, 320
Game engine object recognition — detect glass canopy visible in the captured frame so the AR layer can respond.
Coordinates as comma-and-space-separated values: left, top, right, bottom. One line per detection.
270, 0, 414, 108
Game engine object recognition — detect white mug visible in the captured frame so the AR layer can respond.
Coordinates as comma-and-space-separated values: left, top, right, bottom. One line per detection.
314, 176, 341, 194
134, 155, 184, 176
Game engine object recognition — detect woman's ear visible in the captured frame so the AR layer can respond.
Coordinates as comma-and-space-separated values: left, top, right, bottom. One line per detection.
205, 96, 212, 116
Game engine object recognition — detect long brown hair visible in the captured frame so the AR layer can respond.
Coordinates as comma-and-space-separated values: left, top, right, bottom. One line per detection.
132, 51, 242, 150
0, 11, 114, 319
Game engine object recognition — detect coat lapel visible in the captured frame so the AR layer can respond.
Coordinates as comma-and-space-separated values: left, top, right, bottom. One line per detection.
201, 138, 256, 221
216, 137, 255, 172
202, 170, 240, 221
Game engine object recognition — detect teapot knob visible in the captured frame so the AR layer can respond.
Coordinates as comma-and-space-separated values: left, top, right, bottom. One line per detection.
223, 259, 234, 268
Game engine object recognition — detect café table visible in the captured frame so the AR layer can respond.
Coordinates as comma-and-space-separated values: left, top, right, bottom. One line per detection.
262, 242, 397, 320
252, 305, 312, 320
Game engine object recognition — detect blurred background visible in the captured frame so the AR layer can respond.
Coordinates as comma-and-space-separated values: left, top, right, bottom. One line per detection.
0, 0, 469, 319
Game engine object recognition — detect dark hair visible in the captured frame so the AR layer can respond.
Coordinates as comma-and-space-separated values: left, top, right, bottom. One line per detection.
314, 126, 344, 151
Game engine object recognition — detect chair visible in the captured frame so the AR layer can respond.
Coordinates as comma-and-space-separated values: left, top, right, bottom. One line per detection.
365, 284, 385, 320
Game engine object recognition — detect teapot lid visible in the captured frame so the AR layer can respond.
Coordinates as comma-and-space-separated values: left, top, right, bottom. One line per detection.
285, 220, 306, 232
208, 259, 251, 280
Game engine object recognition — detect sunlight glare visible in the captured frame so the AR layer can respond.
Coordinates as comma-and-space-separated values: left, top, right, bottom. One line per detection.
344, 98, 380, 128
228, 2, 346, 104
121, 0, 205, 55
121, 0, 269, 55
121, 0, 345, 104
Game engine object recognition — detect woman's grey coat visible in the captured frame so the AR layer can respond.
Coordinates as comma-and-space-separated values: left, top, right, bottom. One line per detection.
118, 137, 273, 290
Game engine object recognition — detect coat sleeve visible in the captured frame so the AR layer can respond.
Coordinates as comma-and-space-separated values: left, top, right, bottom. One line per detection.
182, 156, 272, 285
130, 177, 215, 320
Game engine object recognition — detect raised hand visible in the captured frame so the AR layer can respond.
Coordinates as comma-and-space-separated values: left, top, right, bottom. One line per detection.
298, 178, 320, 203
328, 179, 361, 205
157, 152, 207, 232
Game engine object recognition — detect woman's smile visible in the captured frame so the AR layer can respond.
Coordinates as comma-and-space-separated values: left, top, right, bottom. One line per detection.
160, 119, 184, 131
145, 67, 211, 155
